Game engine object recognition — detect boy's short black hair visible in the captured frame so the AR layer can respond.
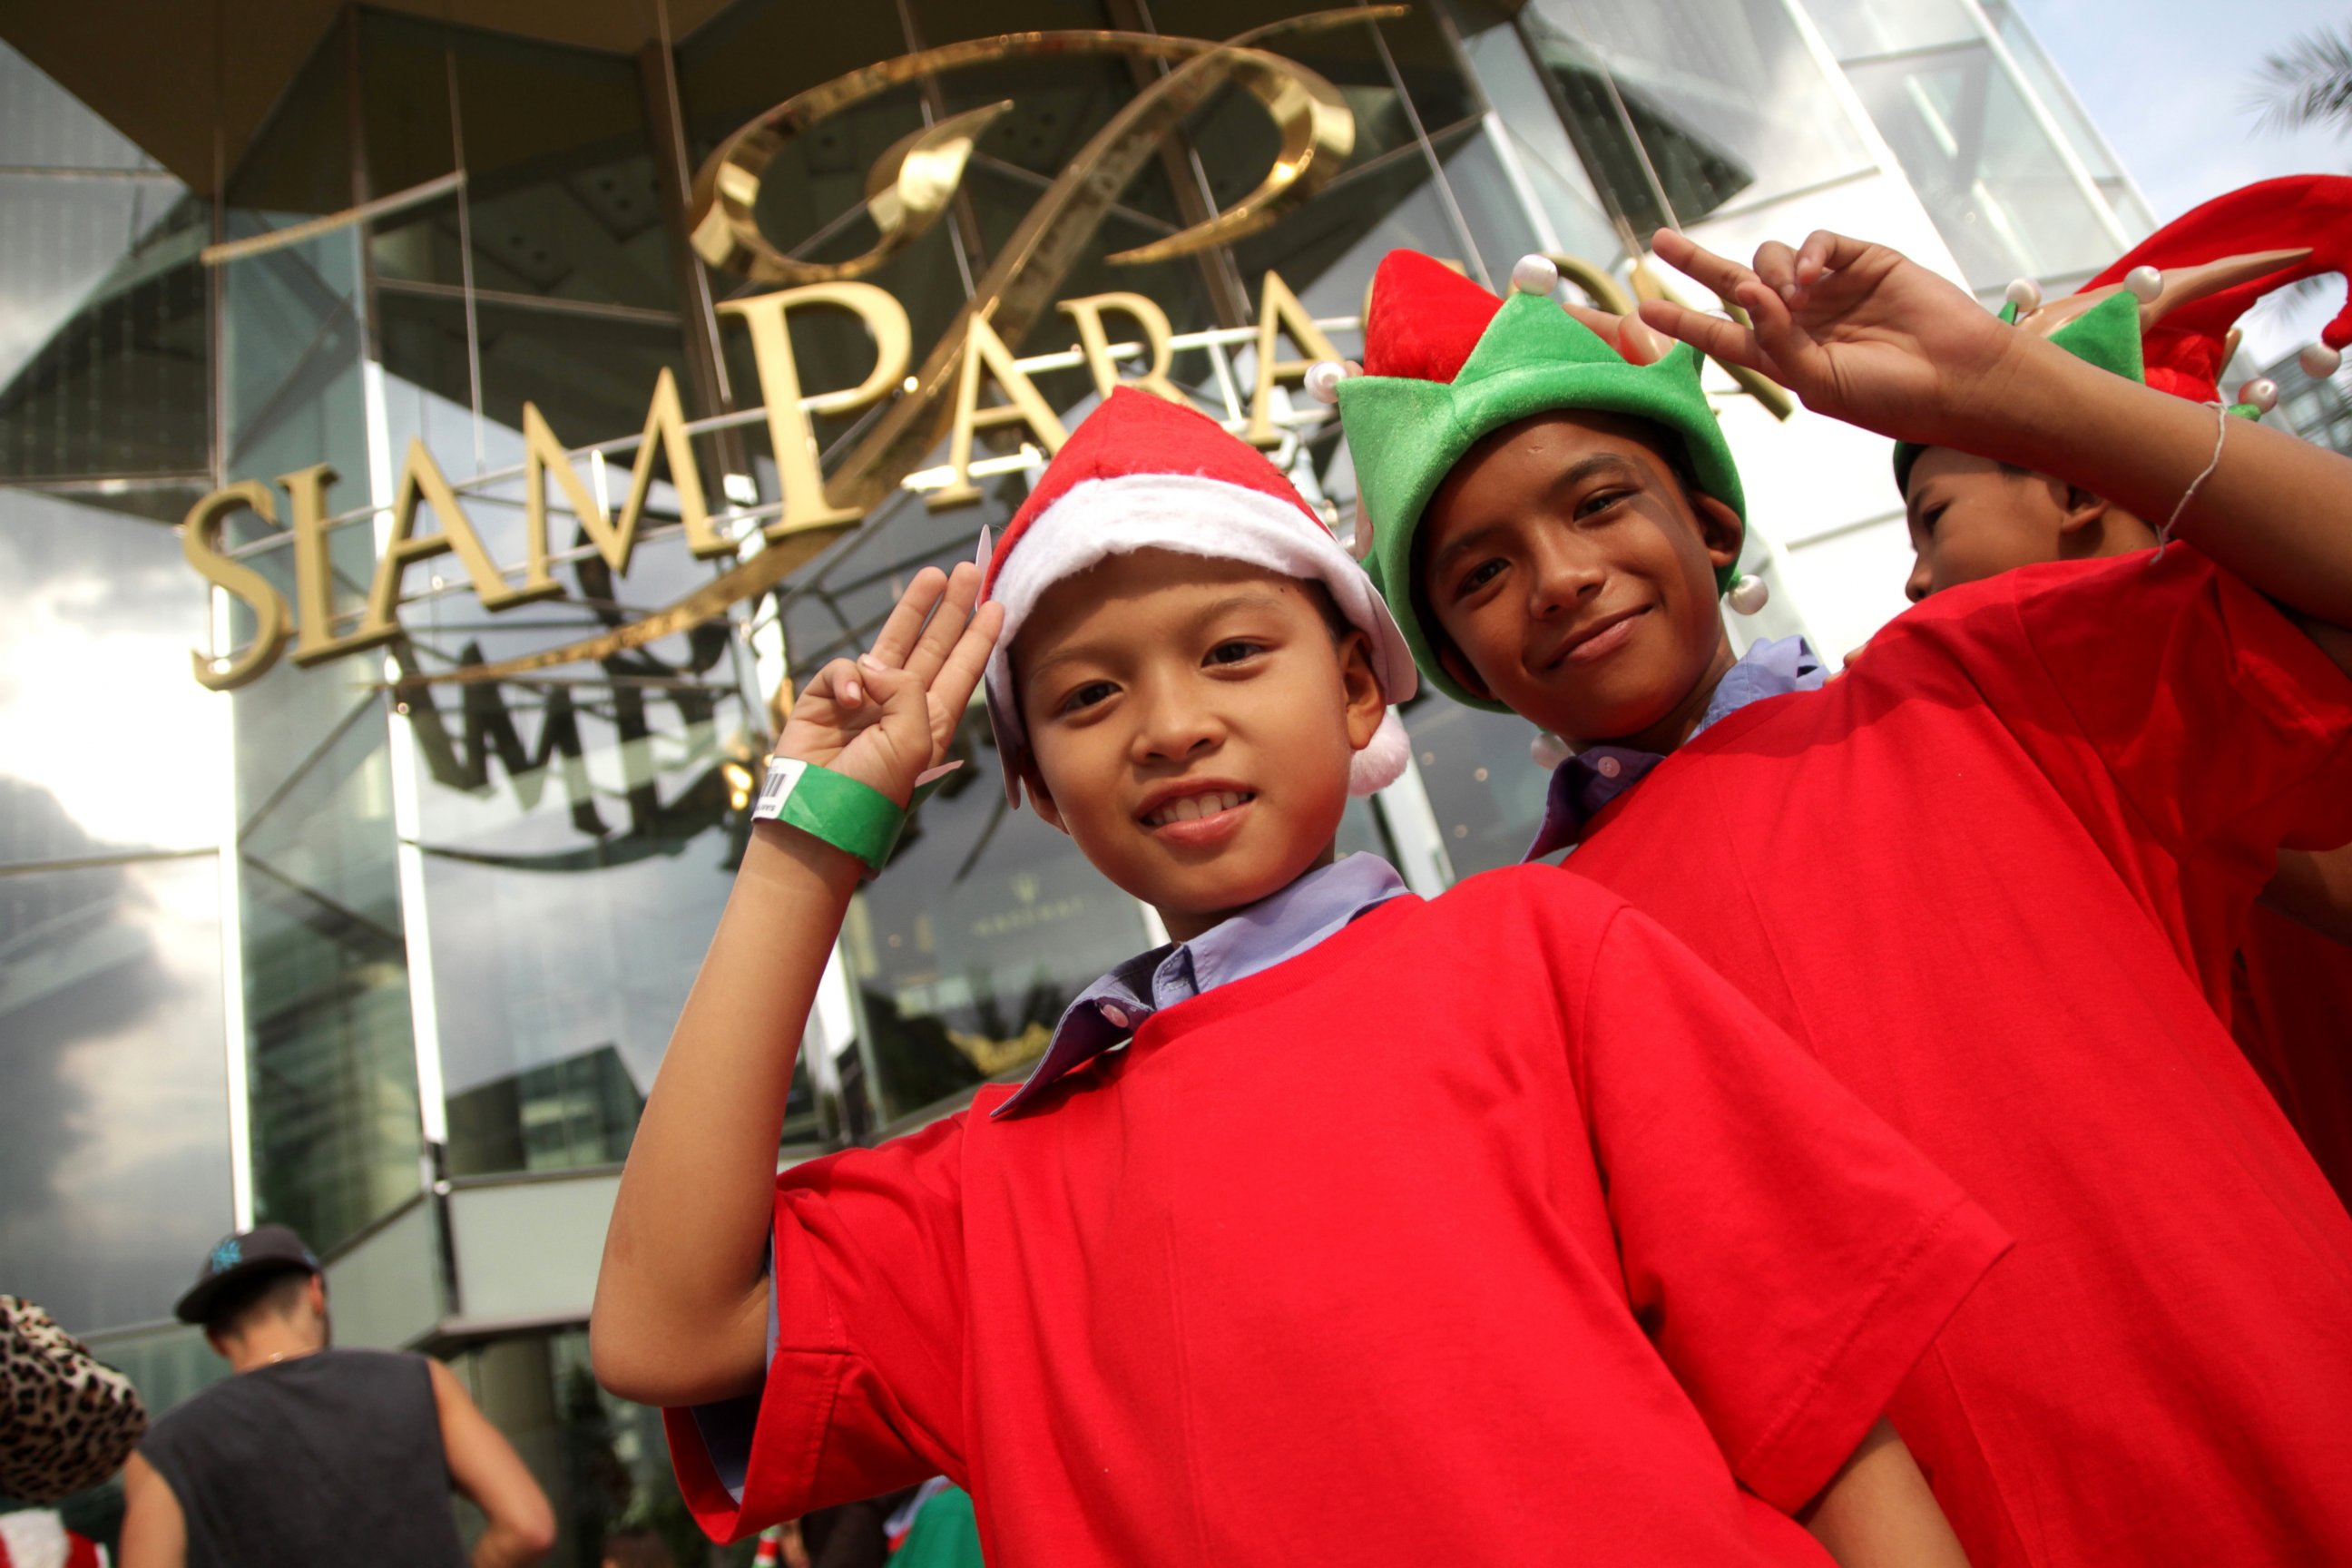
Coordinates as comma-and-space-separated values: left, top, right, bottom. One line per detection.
203, 1264, 314, 1338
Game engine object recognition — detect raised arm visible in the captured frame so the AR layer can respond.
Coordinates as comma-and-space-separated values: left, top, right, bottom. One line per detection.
1639, 228, 2352, 665
591, 564, 1001, 1408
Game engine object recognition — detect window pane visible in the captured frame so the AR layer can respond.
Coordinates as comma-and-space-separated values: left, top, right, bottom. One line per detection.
219, 229, 367, 488
405, 655, 769, 1175
240, 708, 425, 1253
0, 855, 231, 1333
377, 289, 691, 454
0, 169, 207, 484
673, 0, 914, 183
1804, 0, 1980, 61
1845, 44, 2118, 289
0, 485, 227, 857
1442, 0, 1627, 263
1519, 0, 1870, 228
451, 33, 675, 313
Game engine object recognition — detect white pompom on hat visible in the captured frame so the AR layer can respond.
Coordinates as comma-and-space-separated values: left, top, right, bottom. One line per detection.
977, 387, 1417, 807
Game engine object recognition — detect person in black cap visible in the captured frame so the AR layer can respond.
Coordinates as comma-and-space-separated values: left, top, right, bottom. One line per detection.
116, 1225, 555, 1568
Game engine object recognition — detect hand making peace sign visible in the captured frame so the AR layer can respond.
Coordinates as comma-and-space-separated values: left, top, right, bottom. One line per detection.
1636, 228, 2026, 448
778, 561, 1004, 809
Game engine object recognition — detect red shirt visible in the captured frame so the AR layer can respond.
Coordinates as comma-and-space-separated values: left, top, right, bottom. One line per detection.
2232, 906, 2352, 1210
668, 870, 2006, 1565
1564, 549, 2352, 1567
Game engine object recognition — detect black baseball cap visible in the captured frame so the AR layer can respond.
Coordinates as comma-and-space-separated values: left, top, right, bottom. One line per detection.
174, 1224, 321, 1326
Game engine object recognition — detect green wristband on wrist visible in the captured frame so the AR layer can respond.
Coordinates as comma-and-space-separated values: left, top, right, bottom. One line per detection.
751, 758, 909, 874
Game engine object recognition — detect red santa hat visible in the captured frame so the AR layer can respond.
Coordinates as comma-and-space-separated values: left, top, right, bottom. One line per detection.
978, 387, 1416, 807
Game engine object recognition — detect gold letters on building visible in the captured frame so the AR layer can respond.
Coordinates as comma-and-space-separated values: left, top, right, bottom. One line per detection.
181, 12, 1760, 691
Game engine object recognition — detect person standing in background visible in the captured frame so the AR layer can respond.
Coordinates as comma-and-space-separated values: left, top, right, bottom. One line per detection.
118, 1225, 555, 1568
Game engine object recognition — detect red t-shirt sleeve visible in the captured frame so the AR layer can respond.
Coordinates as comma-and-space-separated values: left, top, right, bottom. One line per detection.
2008, 548, 2352, 872
1562, 895, 2013, 1515
665, 1114, 970, 1542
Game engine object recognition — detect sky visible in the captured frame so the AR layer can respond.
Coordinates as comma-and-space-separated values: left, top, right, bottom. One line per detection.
2012, 0, 2352, 363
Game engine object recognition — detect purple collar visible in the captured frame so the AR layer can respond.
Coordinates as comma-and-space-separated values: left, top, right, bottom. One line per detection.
1524, 636, 1825, 861
993, 853, 1410, 1117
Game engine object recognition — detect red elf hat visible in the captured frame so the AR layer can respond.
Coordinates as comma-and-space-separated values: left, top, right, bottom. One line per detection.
976, 387, 1416, 807
2073, 172, 2352, 405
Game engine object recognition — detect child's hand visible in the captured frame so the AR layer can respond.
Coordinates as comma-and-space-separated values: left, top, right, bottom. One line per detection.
777, 562, 1004, 808
1635, 229, 2023, 446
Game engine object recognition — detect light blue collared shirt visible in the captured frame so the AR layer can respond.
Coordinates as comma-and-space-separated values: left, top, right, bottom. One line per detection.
1525, 636, 1825, 861
994, 851, 1411, 1116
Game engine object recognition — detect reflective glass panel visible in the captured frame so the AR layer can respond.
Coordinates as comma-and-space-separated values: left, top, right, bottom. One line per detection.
1442, 0, 1625, 263
0, 485, 227, 856
1845, 44, 2118, 289
0, 854, 230, 1334
1519, 0, 1870, 230
1157, 1, 1455, 176
0, 42, 208, 488
0, 182, 206, 484
407, 644, 765, 1175
240, 707, 424, 1252
1802, 0, 1979, 61
1979, 2, 2153, 243
451, 33, 675, 314
447, 1328, 707, 1567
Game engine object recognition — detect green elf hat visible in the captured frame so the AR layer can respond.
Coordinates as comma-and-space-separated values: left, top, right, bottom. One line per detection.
1893, 172, 2352, 498
1311, 250, 1747, 712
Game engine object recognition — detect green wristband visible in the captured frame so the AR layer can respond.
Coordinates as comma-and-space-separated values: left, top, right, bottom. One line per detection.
751, 759, 908, 874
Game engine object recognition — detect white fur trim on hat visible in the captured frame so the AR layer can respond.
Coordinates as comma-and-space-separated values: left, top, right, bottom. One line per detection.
984, 473, 1417, 805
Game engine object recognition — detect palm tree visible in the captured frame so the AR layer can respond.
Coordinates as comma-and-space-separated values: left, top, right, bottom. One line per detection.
2253, 24, 2352, 138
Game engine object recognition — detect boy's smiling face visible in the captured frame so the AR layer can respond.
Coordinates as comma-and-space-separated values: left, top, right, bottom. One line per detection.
1416, 411, 1741, 751
1014, 549, 1387, 942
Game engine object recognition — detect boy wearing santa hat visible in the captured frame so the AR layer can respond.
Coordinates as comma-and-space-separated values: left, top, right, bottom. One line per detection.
591, 387, 2008, 1565
1888, 177, 2352, 1210
1328, 218, 2352, 1566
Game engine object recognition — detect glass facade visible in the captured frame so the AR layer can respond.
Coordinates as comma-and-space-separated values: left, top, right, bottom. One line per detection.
0, 0, 2159, 1558
0, 43, 233, 1339
1813, 0, 2145, 295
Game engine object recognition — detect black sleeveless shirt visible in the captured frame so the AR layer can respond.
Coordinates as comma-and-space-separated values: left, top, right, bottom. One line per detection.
139, 1348, 468, 1568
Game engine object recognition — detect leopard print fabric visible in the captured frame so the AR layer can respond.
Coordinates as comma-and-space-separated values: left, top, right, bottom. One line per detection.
0, 1297, 146, 1504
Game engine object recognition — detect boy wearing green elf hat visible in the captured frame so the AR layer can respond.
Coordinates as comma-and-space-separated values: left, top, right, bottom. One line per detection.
1330, 226, 2352, 1568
